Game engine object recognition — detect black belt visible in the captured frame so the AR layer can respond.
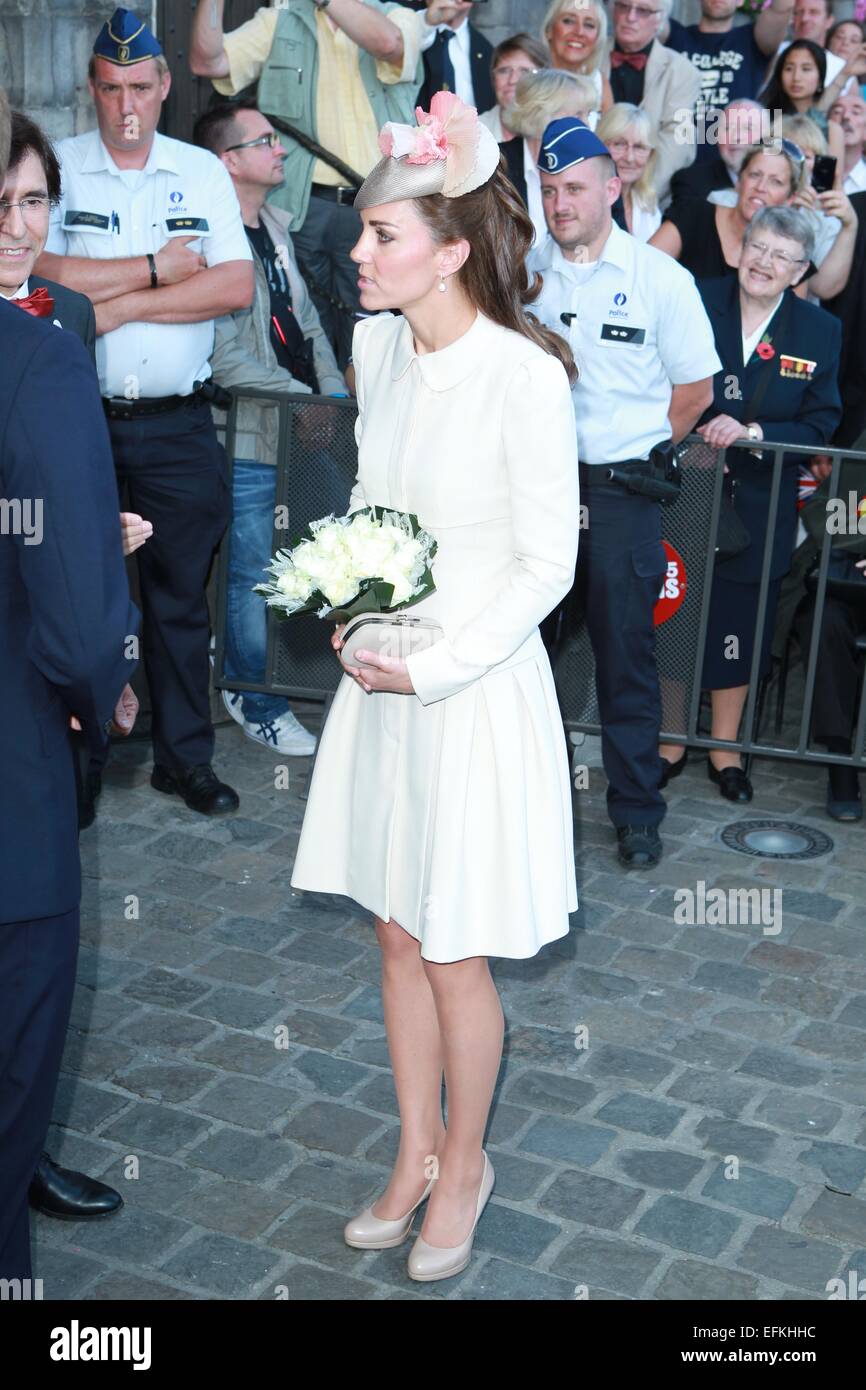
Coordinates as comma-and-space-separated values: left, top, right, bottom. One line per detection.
102, 392, 205, 420
310, 182, 358, 206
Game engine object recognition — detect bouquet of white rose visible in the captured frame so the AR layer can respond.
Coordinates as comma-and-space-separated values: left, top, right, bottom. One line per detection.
254, 505, 438, 624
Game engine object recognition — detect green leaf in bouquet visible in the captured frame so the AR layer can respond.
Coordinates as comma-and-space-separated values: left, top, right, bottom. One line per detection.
323, 578, 396, 623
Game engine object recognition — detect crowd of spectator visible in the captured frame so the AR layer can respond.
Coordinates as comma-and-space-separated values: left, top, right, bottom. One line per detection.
6, 0, 866, 821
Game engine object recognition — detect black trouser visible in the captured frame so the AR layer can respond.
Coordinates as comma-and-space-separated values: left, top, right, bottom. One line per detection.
107, 398, 231, 771
290, 193, 363, 371
792, 593, 864, 744
0, 907, 79, 1279
557, 470, 668, 829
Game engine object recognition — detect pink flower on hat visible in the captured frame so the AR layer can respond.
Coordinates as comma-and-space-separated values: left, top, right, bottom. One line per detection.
378, 92, 480, 195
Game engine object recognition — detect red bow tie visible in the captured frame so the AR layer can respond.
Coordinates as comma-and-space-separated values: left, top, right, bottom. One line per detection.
611, 50, 649, 71
13, 286, 55, 318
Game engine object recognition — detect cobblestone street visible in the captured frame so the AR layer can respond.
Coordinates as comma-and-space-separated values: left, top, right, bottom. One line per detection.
34, 708, 866, 1302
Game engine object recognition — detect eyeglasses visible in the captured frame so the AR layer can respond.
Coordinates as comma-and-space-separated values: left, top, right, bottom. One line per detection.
744, 239, 805, 268
494, 65, 538, 79
0, 196, 50, 218
613, 2, 661, 18
223, 132, 282, 152
607, 140, 651, 157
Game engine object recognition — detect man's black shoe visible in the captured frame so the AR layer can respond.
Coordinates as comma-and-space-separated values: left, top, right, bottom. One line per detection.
29, 1152, 122, 1220
616, 824, 662, 868
151, 762, 239, 815
78, 770, 102, 831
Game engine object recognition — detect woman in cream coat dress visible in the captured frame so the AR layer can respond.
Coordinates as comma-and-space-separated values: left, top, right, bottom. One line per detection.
289, 94, 580, 1282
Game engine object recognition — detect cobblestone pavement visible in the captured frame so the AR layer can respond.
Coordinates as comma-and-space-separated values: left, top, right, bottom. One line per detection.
34, 707, 866, 1302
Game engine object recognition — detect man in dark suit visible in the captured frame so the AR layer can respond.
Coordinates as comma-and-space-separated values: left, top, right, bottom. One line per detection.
415, 1, 495, 114
0, 90, 141, 1280
823, 189, 866, 448
0, 108, 151, 1234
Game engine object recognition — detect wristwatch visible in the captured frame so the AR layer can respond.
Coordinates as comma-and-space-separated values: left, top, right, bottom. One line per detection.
746, 424, 760, 443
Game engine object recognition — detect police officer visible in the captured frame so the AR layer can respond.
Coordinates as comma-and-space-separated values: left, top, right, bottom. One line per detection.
37, 9, 254, 816
527, 119, 721, 869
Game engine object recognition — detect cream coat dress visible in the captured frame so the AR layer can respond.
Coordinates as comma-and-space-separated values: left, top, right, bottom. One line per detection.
289, 308, 580, 962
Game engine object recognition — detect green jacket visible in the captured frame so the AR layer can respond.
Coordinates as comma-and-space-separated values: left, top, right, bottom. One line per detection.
258, 0, 424, 230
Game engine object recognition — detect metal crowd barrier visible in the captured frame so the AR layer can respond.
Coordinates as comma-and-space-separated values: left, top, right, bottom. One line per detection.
212, 390, 866, 770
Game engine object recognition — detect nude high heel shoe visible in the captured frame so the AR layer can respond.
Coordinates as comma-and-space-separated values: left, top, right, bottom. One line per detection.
407, 1151, 495, 1282
344, 1174, 436, 1250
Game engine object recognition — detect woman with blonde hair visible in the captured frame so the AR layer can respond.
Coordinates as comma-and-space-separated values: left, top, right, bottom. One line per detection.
597, 102, 661, 240
705, 118, 846, 282
542, 0, 613, 125
500, 68, 600, 247
650, 140, 859, 303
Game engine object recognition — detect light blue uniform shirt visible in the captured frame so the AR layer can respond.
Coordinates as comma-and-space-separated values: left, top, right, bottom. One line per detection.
46, 129, 252, 399
527, 221, 722, 466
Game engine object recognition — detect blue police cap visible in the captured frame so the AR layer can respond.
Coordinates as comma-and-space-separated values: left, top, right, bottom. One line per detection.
92, 7, 163, 66
537, 118, 611, 174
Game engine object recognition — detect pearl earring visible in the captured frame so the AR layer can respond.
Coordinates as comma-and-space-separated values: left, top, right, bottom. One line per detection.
438, 274, 447, 292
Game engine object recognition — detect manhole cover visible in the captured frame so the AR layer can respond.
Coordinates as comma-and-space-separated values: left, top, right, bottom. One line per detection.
721, 820, 833, 860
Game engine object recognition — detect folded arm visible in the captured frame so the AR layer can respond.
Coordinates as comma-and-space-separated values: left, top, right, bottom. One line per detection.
95, 261, 254, 335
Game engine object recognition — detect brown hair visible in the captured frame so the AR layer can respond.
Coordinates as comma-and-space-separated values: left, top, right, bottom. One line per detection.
413, 163, 577, 385
491, 32, 551, 76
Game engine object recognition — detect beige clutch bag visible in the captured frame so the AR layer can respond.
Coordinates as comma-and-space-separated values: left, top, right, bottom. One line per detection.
340, 613, 444, 667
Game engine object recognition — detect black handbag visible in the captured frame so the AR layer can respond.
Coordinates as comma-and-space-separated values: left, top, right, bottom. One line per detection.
715, 475, 752, 561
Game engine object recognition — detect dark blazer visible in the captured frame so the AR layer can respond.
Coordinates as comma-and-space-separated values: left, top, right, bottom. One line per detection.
29, 274, 96, 365
669, 156, 733, 208
822, 189, 866, 447
499, 135, 526, 206
417, 21, 495, 114
697, 275, 842, 584
0, 300, 139, 924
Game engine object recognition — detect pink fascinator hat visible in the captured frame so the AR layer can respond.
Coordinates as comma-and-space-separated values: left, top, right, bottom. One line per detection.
354, 92, 501, 210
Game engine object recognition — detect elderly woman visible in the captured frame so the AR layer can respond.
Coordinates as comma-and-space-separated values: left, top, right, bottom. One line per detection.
649, 142, 857, 302
705, 117, 847, 292
542, 0, 613, 126
479, 32, 550, 143
598, 102, 661, 240
658, 207, 842, 800
499, 68, 600, 248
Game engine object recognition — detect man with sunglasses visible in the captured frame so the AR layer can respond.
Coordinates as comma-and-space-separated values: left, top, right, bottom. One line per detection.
609, 0, 701, 204
193, 100, 347, 758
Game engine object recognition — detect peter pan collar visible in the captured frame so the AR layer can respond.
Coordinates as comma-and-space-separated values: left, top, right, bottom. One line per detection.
390, 308, 493, 390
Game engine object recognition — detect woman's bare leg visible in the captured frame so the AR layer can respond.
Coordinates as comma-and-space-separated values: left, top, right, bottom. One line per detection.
710, 685, 749, 770
417, 955, 504, 1247
370, 915, 448, 1220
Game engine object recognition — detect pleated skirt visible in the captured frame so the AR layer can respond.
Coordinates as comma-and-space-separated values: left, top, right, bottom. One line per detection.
289, 646, 578, 963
